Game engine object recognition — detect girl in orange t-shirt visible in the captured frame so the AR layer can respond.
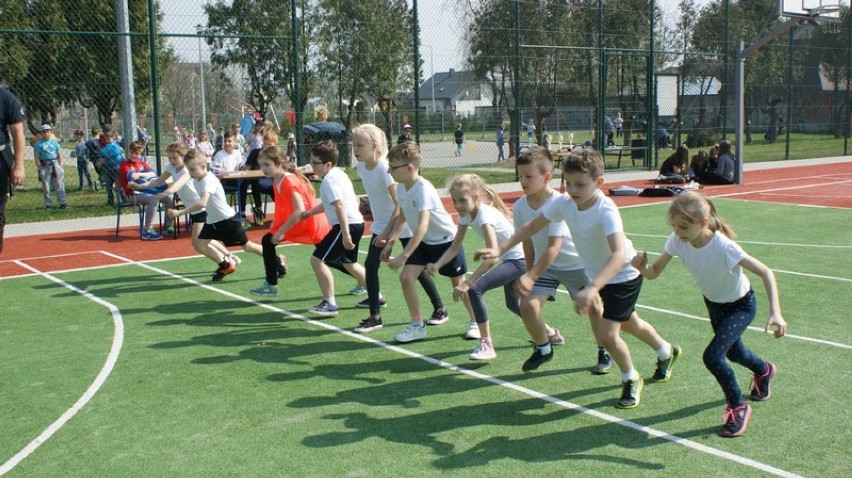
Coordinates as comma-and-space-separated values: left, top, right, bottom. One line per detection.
250, 146, 330, 296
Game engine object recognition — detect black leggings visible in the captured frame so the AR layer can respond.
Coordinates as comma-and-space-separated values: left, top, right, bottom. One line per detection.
364, 235, 443, 316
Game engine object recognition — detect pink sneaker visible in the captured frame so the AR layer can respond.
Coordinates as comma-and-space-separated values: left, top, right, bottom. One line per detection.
547, 328, 565, 345
469, 338, 496, 360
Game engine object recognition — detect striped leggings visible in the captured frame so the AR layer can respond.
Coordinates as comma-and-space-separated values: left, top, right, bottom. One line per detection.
469, 258, 526, 324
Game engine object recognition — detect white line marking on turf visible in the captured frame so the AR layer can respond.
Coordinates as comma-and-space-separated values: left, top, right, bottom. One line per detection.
102, 251, 802, 478
0, 262, 125, 476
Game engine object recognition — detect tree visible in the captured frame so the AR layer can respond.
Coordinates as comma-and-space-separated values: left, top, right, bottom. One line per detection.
61, 0, 159, 127
205, 0, 294, 120
9, 0, 72, 131
690, 0, 789, 140
464, 0, 576, 149
315, 0, 413, 139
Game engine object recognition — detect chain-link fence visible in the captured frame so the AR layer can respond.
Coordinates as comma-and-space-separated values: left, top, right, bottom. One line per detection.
2, 0, 851, 217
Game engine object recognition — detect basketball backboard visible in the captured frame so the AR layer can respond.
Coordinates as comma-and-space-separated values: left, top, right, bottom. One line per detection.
780, 0, 848, 19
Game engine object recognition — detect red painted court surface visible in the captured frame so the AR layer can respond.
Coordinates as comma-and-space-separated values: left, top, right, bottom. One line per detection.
3, 161, 851, 278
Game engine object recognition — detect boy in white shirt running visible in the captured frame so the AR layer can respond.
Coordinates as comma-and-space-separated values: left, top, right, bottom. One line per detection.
477, 146, 609, 372
479, 149, 681, 409
300, 140, 368, 317
383, 142, 471, 343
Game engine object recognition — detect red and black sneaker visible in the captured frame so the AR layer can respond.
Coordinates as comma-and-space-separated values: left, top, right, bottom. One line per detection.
212, 262, 236, 282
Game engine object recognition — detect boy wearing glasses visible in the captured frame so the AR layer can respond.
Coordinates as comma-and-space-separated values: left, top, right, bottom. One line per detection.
300, 140, 368, 317
383, 142, 471, 343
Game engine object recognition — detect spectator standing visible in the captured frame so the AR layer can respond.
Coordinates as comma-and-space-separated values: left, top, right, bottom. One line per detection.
614, 112, 624, 138
33, 124, 68, 210
454, 123, 464, 157
397, 123, 413, 144
71, 129, 96, 191
525, 119, 536, 147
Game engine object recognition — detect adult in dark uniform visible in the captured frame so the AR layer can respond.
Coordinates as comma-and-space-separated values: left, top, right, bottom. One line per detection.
0, 87, 26, 255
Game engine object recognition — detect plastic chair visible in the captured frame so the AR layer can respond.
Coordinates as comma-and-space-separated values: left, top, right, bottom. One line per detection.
113, 183, 145, 238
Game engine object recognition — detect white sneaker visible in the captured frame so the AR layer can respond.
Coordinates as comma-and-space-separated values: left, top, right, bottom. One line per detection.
469, 338, 496, 360
395, 320, 427, 343
464, 320, 481, 340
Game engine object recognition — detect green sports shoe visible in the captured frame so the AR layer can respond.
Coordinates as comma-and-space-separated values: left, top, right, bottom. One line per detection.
592, 347, 613, 374
616, 377, 643, 409
250, 281, 278, 297
651, 345, 682, 383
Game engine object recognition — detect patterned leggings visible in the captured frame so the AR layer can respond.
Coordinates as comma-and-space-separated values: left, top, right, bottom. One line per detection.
468, 258, 525, 324
703, 289, 767, 406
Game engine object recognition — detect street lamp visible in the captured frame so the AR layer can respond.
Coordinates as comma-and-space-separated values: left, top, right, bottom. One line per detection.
422, 43, 436, 112
195, 24, 207, 129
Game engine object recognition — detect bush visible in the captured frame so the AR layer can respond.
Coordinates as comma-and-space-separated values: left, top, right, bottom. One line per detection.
685, 129, 720, 148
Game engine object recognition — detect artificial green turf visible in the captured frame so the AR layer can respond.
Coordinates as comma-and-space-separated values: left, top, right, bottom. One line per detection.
2, 200, 850, 476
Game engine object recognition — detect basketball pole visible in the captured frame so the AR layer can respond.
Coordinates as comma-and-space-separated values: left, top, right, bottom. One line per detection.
735, 15, 805, 184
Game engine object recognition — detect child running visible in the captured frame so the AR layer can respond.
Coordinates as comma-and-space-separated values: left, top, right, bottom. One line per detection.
479, 149, 681, 408
632, 191, 786, 437
300, 140, 368, 317
351, 124, 447, 333
141, 144, 241, 273
177, 149, 263, 281
249, 146, 329, 296
428, 173, 525, 359
477, 146, 608, 372
383, 141, 473, 343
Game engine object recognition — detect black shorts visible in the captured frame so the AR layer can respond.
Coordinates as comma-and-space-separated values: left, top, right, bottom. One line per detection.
403, 239, 467, 278
198, 215, 247, 246
599, 275, 643, 322
313, 223, 365, 265
190, 211, 207, 224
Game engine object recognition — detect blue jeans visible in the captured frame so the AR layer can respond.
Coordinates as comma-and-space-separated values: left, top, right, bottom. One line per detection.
703, 289, 767, 406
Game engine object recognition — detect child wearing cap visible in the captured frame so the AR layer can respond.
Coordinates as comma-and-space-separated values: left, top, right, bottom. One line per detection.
33, 124, 69, 210
397, 123, 413, 145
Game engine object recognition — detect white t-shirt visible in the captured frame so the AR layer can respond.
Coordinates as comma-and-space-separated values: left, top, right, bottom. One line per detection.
513, 191, 583, 271
165, 164, 201, 210
459, 203, 523, 262
320, 167, 363, 226
211, 149, 243, 174
194, 171, 235, 223
664, 231, 750, 303
543, 190, 638, 284
357, 161, 411, 237
397, 178, 455, 245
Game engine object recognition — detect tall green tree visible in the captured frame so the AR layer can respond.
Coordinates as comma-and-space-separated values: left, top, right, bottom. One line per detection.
691, 0, 789, 139
0, 1, 35, 98
464, 0, 576, 147
205, 0, 295, 119
60, 0, 158, 127
315, 0, 413, 139
10, 0, 72, 131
